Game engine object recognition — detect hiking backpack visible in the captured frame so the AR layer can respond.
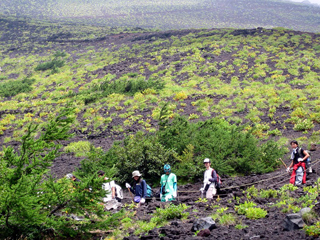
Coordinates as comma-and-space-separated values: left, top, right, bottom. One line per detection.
212, 169, 221, 189
146, 184, 153, 198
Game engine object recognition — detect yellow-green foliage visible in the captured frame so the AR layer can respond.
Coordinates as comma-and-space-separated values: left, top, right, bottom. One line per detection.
64, 141, 92, 157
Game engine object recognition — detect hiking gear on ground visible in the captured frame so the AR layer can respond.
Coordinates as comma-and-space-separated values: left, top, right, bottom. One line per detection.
125, 183, 131, 189
295, 166, 304, 185
290, 162, 306, 185
134, 196, 141, 203
298, 158, 304, 162
140, 198, 145, 204
203, 158, 210, 163
286, 167, 291, 173
164, 164, 171, 173
132, 170, 141, 178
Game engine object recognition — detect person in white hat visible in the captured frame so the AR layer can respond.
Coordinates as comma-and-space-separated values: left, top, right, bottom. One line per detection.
125, 170, 147, 204
200, 158, 217, 199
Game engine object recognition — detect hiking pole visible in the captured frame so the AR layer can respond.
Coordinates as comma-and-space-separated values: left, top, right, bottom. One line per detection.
279, 158, 287, 168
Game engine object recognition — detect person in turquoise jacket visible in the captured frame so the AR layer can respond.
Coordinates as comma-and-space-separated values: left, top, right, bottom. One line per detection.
160, 164, 177, 202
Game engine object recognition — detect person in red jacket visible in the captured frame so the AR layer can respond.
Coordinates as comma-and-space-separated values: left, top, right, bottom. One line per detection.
287, 140, 310, 185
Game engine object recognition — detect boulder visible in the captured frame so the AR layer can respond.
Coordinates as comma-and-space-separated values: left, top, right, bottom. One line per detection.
197, 229, 211, 237
299, 207, 311, 216
283, 213, 305, 231
191, 217, 216, 232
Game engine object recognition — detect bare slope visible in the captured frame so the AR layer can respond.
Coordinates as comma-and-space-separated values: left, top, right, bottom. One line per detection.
0, 0, 320, 32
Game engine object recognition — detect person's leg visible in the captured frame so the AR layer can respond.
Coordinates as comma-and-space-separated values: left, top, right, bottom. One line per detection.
302, 162, 307, 184
206, 187, 213, 199
290, 164, 298, 185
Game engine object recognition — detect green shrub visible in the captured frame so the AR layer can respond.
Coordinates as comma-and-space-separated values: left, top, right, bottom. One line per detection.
111, 132, 176, 184
245, 207, 268, 219
304, 222, 320, 237
64, 141, 92, 157
158, 116, 286, 176
35, 58, 65, 72
0, 78, 35, 97
235, 201, 257, 215
259, 189, 278, 199
0, 106, 115, 238
151, 203, 189, 224
81, 77, 164, 104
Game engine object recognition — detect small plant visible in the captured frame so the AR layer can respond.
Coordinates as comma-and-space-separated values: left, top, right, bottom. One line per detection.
280, 184, 298, 192
195, 198, 208, 203
259, 189, 278, 199
245, 207, 268, 219
219, 214, 237, 226
235, 224, 249, 230
304, 222, 320, 237
235, 201, 257, 215
152, 203, 189, 224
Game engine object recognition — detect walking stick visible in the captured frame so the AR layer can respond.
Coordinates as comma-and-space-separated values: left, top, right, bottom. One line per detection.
279, 158, 287, 168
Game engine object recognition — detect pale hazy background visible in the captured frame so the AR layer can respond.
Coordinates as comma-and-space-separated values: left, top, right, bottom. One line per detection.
289, 0, 320, 4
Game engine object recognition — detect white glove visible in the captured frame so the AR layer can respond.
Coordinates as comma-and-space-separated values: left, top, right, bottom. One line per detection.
173, 191, 177, 198
298, 158, 304, 162
200, 187, 204, 192
286, 167, 291, 173
125, 183, 131, 189
140, 198, 145, 204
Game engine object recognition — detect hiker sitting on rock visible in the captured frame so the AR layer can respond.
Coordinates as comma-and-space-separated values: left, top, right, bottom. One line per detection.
287, 140, 310, 185
98, 170, 123, 202
126, 170, 147, 204
200, 158, 218, 199
160, 164, 177, 202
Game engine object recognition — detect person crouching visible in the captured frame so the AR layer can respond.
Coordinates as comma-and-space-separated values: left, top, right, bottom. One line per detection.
126, 170, 146, 205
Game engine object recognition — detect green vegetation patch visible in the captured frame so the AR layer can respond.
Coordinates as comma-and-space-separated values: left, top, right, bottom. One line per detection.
0, 78, 35, 98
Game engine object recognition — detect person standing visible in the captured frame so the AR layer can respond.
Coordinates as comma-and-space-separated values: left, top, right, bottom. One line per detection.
200, 158, 218, 199
287, 140, 310, 185
126, 170, 147, 204
160, 164, 177, 202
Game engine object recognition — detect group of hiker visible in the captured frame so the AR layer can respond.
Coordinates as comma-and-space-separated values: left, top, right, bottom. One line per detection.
66, 140, 312, 206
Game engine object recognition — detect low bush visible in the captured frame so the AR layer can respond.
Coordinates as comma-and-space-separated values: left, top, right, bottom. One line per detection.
235, 201, 257, 215
151, 203, 189, 224
0, 78, 35, 97
245, 207, 268, 219
158, 116, 286, 177
304, 222, 320, 237
259, 189, 278, 198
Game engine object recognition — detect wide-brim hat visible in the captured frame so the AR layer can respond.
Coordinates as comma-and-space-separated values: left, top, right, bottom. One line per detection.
132, 170, 142, 178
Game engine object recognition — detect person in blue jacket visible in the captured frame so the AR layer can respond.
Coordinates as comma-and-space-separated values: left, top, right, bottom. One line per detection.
125, 170, 146, 204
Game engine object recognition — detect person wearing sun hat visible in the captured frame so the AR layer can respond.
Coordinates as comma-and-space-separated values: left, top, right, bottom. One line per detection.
200, 158, 218, 199
125, 170, 147, 204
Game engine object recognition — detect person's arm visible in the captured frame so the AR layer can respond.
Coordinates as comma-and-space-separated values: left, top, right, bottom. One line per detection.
209, 170, 217, 183
111, 187, 116, 198
303, 150, 310, 161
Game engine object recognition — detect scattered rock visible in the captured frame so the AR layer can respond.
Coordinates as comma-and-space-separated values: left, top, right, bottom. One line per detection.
191, 217, 216, 232
197, 229, 211, 237
283, 213, 305, 231
299, 207, 311, 216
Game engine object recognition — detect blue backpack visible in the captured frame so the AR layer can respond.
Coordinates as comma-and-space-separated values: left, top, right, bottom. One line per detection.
142, 180, 153, 198
146, 184, 153, 198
